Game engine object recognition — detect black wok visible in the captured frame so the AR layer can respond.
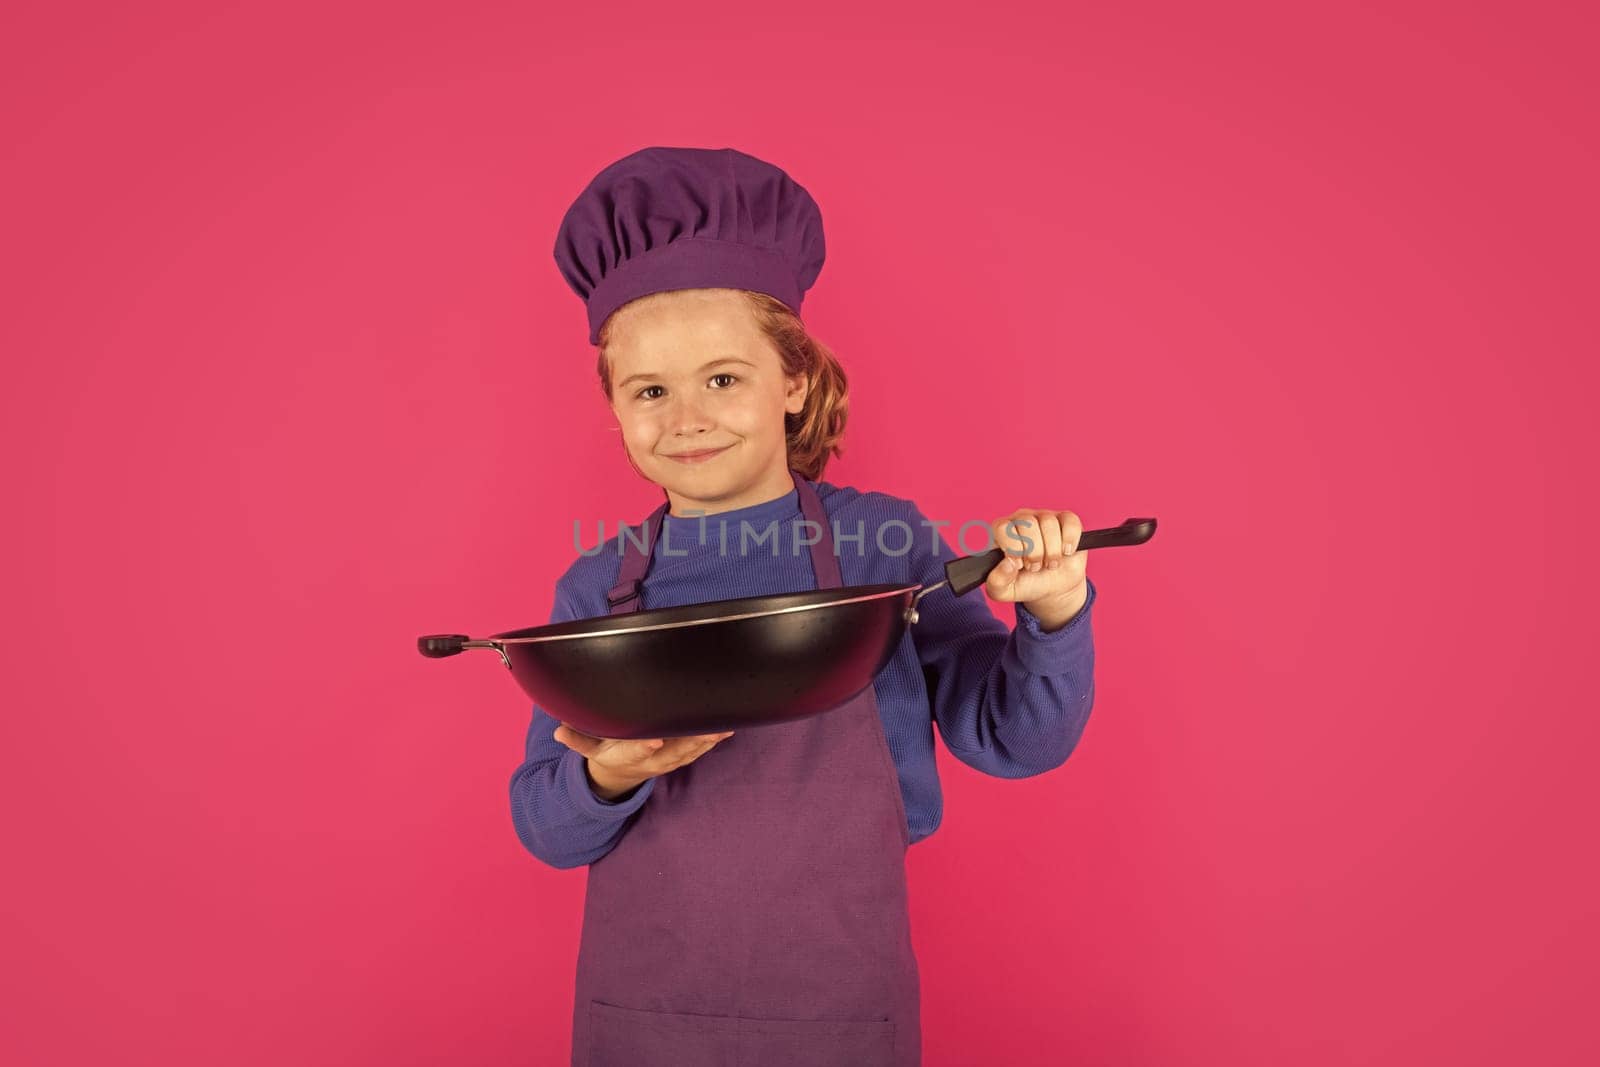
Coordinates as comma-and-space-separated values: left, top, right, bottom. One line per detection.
418, 517, 1157, 739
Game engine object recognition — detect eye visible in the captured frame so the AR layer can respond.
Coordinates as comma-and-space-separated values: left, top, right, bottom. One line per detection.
634, 373, 736, 401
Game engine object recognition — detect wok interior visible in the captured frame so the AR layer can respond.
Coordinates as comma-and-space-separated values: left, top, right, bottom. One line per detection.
492, 583, 918, 641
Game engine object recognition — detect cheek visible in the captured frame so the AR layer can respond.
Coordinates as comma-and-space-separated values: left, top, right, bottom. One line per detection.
619, 409, 657, 432
726, 393, 784, 431
615, 418, 652, 446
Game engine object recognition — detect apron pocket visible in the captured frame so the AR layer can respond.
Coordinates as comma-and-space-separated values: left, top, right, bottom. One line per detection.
588, 999, 897, 1067
588, 1000, 737, 1067
736, 1014, 897, 1066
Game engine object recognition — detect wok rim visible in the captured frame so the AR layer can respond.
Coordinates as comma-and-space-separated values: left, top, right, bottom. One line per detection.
489, 582, 925, 644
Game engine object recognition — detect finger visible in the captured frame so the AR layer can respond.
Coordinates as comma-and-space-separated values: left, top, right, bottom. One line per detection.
1014, 511, 1045, 570
1057, 510, 1083, 555
992, 512, 1023, 560
689, 733, 735, 764
674, 731, 732, 752
993, 512, 1033, 567
1037, 513, 1063, 571
693, 731, 734, 754
983, 516, 1018, 598
687, 731, 735, 760
654, 734, 717, 765
598, 738, 660, 768
661, 735, 722, 771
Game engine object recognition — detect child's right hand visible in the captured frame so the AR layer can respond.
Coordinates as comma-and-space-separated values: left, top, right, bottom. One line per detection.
553, 723, 735, 801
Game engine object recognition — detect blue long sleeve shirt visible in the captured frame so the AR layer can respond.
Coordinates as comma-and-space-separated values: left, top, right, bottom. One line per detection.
509, 479, 1098, 869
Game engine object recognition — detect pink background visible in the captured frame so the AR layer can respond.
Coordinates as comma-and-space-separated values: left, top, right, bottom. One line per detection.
4, 2, 1595, 1064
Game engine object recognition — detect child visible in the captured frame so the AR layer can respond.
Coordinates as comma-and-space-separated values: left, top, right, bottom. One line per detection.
509, 146, 1097, 1067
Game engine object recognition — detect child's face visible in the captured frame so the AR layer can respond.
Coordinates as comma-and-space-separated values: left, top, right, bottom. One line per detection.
606, 288, 808, 514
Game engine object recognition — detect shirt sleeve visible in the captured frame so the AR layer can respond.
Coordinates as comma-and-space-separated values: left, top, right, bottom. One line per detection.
508, 573, 658, 869
904, 502, 1098, 777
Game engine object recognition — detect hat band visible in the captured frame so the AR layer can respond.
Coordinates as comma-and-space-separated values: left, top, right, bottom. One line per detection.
586, 236, 802, 345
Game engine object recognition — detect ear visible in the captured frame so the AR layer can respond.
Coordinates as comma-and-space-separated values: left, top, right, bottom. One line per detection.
784, 371, 809, 415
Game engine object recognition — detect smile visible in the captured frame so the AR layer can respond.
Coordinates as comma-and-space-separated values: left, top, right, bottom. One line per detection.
666, 445, 731, 464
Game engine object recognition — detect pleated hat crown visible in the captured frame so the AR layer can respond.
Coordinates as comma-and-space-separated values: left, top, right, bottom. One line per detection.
553, 146, 827, 345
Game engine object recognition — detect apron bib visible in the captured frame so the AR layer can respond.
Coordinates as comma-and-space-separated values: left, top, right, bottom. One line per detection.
569, 469, 921, 1066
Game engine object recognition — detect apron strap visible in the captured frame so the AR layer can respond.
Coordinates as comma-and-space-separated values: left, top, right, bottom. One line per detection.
791, 470, 841, 590
607, 500, 668, 614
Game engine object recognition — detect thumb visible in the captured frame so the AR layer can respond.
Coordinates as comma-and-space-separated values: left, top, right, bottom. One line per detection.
985, 554, 1023, 600
554, 724, 603, 757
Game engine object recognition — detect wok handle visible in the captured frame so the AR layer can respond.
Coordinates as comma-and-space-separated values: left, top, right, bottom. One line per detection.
419, 634, 470, 657
417, 634, 513, 670
943, 516, 1159, 596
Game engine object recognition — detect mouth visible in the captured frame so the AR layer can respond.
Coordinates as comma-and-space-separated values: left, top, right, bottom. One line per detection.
664, 444, 732, 464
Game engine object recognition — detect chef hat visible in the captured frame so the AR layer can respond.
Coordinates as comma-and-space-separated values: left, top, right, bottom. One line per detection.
552, 146, 827, 345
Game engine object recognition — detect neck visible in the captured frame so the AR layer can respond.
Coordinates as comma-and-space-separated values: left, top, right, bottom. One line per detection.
666, 464, 799, 517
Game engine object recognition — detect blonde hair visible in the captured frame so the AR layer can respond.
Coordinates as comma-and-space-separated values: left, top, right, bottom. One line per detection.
596, 290, 849, 482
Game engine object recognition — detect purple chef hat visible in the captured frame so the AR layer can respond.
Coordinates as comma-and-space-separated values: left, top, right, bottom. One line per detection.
552, 146, 827, 345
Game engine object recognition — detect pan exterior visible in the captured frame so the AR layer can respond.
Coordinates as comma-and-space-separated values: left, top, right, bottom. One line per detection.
500, 588, 917, 738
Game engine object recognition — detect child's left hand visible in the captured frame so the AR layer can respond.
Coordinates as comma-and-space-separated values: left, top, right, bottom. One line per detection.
983, 508, 1090, 631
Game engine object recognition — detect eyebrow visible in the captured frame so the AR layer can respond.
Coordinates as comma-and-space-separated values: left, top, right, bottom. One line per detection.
616, 357, 755, 390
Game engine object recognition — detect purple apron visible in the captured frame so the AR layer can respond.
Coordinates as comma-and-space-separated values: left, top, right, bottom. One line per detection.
569, 469, 922, 1066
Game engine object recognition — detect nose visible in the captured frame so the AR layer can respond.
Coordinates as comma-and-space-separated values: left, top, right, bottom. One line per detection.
666, 392, 714, 437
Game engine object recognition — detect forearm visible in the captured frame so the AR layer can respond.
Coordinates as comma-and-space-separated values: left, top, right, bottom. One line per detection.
509, 747, 656, 869
936, 636, 1095, 775
925, 578, 1098, 777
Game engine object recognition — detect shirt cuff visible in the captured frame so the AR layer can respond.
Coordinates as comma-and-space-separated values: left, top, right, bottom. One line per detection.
1011, 576, 1096, 674
563, 747, 656, 818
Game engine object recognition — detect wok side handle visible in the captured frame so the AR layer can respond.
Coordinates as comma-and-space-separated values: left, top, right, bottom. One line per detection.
944, 550, 1006, 597
417, 634, 513, 670
419, 634, 468, 657
942, 516, 1160, 597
